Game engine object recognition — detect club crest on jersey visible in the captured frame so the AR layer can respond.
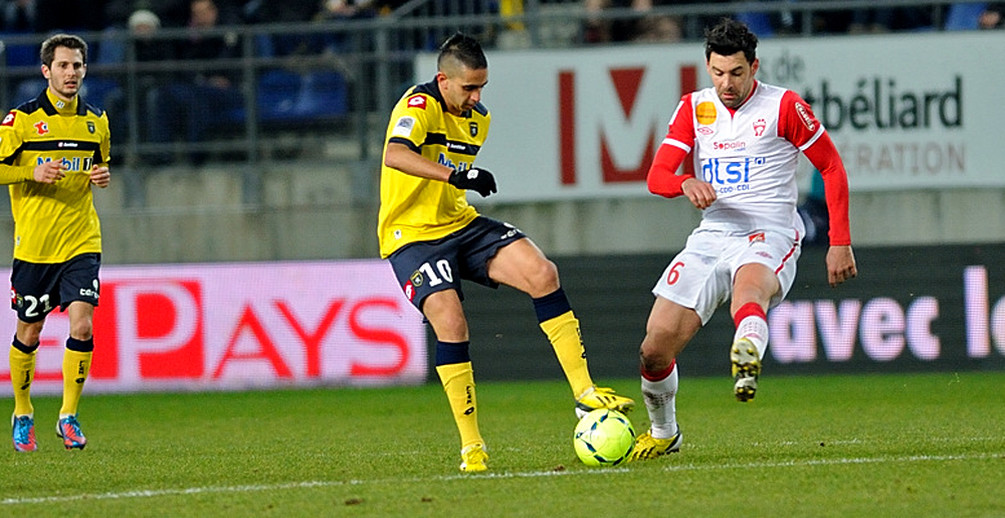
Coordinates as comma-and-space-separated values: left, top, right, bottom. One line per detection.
1, 112, 15, 126
34, 121, 48, 135
469, 122, 478, 137
407, 94, 427, 110
753, 118, 766, 136
87, 121, 95, 133
410, 270, 424, 287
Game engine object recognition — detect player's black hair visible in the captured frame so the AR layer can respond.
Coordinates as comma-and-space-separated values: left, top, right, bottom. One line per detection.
40, 33, 88, 66
704, 18, 758, 64
437, 32, 487, 71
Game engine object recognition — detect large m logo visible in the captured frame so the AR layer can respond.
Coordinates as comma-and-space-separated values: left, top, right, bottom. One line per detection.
559, 64, 697, 186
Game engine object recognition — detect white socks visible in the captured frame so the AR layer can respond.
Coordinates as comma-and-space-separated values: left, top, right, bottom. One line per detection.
641, 364, 679, 439
734, 314, 769, 361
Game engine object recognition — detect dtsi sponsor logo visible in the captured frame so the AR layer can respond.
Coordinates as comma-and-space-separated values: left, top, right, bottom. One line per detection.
700, 157, 764, 185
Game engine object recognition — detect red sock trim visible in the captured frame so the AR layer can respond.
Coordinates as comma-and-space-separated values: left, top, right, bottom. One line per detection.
733, 302, 766, 327
641, 359, 676, 381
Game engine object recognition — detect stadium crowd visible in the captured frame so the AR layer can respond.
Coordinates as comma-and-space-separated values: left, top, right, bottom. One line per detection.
0, 0, 408, 33
582, 1, 1005, 44
2, 1, 1001, 45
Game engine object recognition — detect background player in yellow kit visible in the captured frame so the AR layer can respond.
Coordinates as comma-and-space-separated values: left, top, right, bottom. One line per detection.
377, 32, 633, 472
0, 33, 111, 452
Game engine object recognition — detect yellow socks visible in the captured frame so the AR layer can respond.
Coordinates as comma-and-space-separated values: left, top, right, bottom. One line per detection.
9, 344, 37, 416
10, 336, 93, 418
540, 310, 594, 399
435, 361, 483, 450
59, 349, 92, 417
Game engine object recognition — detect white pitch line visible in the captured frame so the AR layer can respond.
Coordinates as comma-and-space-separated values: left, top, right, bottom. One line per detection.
2, 452, 999, 506
657, 452, 1002, 472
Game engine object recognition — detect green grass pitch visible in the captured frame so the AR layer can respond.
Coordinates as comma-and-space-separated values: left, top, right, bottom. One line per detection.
2, 371, 1003, 516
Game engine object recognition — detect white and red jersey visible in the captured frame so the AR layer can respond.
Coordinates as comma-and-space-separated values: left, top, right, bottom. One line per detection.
648, 80, 851, 246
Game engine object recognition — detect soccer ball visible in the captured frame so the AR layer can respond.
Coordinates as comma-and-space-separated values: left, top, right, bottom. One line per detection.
573, 409, 636, 466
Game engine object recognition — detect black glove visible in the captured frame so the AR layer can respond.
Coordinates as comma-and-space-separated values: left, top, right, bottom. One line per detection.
448, 167, 497, 197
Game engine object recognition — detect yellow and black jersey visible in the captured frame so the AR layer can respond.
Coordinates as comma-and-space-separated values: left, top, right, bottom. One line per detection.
0, 89, 111, 263
377, 79, 490, 258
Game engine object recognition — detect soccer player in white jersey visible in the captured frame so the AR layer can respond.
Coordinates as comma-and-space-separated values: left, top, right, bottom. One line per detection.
628, 18, 858, 461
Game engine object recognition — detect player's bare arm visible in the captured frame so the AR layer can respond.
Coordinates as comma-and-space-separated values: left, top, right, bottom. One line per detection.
384, 142, 452, 181
32, 161, 65, 184
89, 165, 110, 188
681, 177, 717, 210
825, 245, 857, 287
384, 141, 496, 197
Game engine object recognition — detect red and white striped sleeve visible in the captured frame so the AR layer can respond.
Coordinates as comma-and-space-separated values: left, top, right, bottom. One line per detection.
647, 94, 696, 198
779, 90, 852, 246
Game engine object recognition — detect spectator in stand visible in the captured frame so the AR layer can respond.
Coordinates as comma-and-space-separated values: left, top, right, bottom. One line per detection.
848, 6, 894, 33
584, 0, 685, 43
127, 9, 174, 66
242, 0, 318, 55
105, 0, 191, 30
146, 0, 244, 164
980, 3, 1004, 29
316, 0, 379, 20
243, 0, 377, 57
582, 0, 611, 43
633, 0, 683, 42
848, 6, 932, 33
799, 1, 854, 34
1, 0, 38, 33
1, 0, 41, 72
105, 9, 178, 151
314, 0, 382, 52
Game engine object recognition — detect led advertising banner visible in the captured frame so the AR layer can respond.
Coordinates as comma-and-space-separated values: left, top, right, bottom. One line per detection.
0, 260, 426, 395
766, 245, 1005, 374
4, 246, 1001, 393
456, 244, 1005, 380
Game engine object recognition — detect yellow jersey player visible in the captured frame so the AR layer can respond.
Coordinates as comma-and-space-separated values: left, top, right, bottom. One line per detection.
378, 32, 634, 472
0, 34, 111, 452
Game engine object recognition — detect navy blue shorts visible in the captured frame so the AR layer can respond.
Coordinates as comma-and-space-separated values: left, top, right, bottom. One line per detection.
387, 216, 525, 311
10, 253, 101, 323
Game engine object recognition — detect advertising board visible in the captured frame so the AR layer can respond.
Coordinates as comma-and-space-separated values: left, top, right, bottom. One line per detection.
0, 260, 426, 395
413, 31, 1005, 201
